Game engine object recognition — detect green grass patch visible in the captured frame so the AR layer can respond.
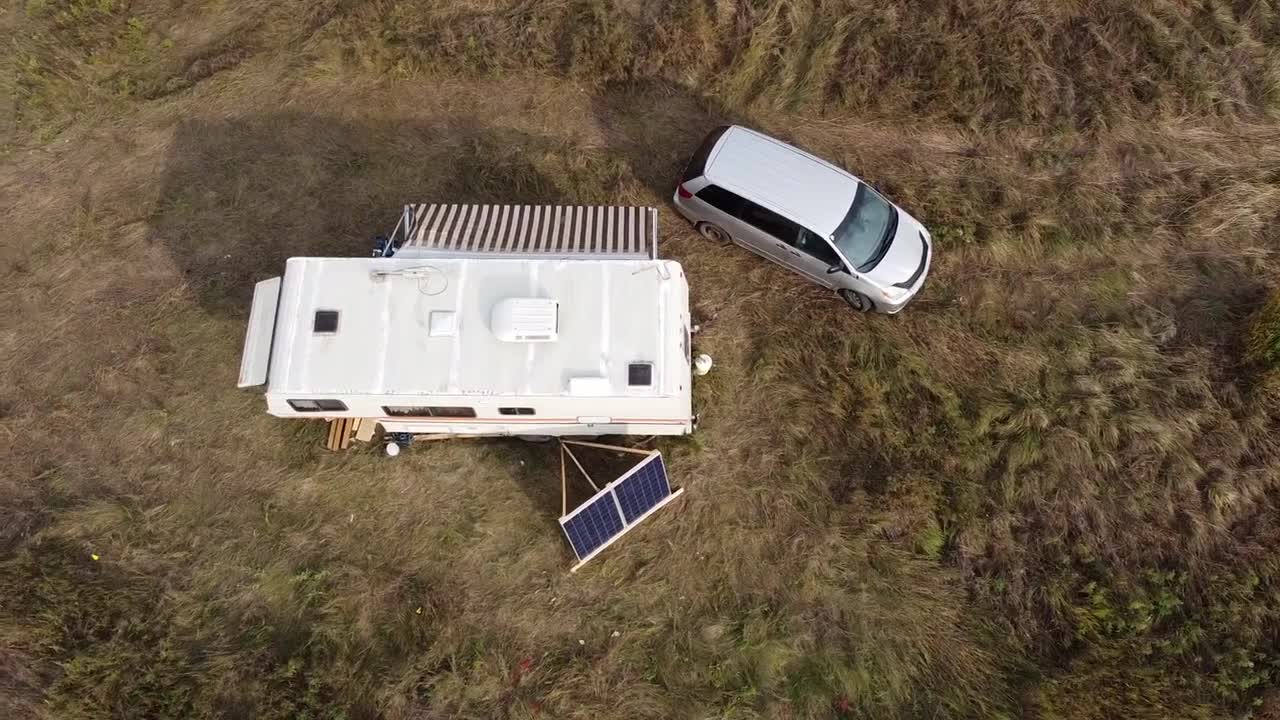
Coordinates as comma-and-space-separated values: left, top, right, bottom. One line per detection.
1246, 290, 1280, 371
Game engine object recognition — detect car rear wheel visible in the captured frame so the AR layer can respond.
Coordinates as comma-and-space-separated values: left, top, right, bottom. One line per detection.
697, 222, 731, 244
838, 289, 874, 313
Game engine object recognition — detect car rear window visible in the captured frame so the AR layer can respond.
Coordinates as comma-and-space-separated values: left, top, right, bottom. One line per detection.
682, 126, 729, 182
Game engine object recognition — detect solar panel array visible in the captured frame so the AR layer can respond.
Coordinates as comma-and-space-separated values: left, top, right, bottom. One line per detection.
559, 452, 673, 563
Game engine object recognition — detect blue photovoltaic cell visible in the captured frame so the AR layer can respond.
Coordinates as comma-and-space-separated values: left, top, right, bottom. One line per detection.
613, 455, 671, 524
560, 491, 626, 560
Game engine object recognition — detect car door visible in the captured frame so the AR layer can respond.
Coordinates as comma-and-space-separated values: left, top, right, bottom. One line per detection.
735, 201, 850, 287
692, 185, 778, 261
736, 200, 814, 269
784, 227, 849, 289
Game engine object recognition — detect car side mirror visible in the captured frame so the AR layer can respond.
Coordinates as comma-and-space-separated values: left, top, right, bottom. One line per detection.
826, 262, 845, 274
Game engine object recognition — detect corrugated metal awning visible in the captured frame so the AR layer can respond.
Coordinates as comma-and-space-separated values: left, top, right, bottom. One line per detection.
390, 204, 657, 260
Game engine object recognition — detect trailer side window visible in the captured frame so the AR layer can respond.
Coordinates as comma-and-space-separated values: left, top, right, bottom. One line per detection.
289, 399, 347, 412
498, 407, 536, 415
382, 406, 476, 418
429, 406, 477, 418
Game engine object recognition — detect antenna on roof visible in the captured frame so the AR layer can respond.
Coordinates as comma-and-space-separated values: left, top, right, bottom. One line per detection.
369, 264, 448, 295
632, 262, 672, 280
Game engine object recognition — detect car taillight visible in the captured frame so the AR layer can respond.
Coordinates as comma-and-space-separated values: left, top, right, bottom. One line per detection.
677, 184, 693, 199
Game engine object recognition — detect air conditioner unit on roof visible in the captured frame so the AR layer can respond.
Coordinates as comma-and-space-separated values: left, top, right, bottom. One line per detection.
491, 298, 558, 343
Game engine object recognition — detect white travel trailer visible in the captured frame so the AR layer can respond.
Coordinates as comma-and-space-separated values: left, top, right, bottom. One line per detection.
237, 204, 697, 449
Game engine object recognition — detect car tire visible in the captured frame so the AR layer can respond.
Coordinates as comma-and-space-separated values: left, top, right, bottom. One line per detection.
697, 222, 731, 244
838, 289, 874, 313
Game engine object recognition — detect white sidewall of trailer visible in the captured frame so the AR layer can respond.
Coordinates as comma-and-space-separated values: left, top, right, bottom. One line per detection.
262, 390, 693, 436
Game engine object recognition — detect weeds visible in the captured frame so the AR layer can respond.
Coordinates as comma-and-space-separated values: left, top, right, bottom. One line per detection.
325, 0, 1280, 126
1248, 290, 1280, 371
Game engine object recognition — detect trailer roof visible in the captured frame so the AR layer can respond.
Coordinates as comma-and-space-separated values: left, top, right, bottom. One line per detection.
266, 257, 689, 398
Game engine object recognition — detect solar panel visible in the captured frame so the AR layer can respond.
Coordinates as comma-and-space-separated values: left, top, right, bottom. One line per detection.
560, 490, 625, 561
558, 450, 681, 569
612, 454, 671, 524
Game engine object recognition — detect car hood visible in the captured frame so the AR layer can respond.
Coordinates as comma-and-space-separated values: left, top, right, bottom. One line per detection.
864, 209, 927, 286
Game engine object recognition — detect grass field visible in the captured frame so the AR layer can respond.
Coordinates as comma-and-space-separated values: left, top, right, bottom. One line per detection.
4, 0, 1280, 718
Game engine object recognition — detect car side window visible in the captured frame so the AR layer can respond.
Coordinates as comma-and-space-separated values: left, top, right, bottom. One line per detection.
796, 228, 843, 268
695, 185, 744, 216
740, 201, 801, 241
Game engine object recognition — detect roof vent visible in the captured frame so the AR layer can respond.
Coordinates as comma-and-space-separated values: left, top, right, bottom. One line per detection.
491, 298, 558, 343
428, 310, 456, 337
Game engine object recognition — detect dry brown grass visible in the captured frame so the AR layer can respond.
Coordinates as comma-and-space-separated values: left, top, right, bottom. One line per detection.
3, 1, 1280, 718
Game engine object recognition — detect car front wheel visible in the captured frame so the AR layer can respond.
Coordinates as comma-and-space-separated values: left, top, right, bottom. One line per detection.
838, 289, 874, 313
697, 222, 731, 244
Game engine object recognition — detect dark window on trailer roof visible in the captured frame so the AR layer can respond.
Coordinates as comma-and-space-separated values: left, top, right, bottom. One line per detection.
313, 310, 339, 333
628, 363, 653, 387
288, 399, 348, 412
499, 407, 536, 415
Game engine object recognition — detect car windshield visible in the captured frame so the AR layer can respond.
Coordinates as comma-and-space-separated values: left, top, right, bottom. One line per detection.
832, 185, 897, 271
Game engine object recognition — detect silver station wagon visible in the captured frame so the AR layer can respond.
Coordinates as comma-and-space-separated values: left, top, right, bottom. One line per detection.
674, 125, 932, 313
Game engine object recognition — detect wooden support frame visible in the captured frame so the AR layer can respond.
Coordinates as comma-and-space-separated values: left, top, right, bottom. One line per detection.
560, 439, 655, 457
560, 444, 568, 517
560, 444, 600, 492
556, 439, 682, 573
558, 440, 660, 502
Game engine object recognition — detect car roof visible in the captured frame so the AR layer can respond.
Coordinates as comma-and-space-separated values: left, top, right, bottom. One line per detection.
704, 126, 861, 235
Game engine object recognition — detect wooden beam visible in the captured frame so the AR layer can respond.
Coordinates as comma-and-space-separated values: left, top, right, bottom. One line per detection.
561, 444, 600, 492
559, 444, 568, 517
325, 419, 339, 450
561, 439, 656, 457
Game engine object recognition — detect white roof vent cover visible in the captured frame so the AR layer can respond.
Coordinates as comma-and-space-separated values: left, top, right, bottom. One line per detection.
491, 298, 558, 343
